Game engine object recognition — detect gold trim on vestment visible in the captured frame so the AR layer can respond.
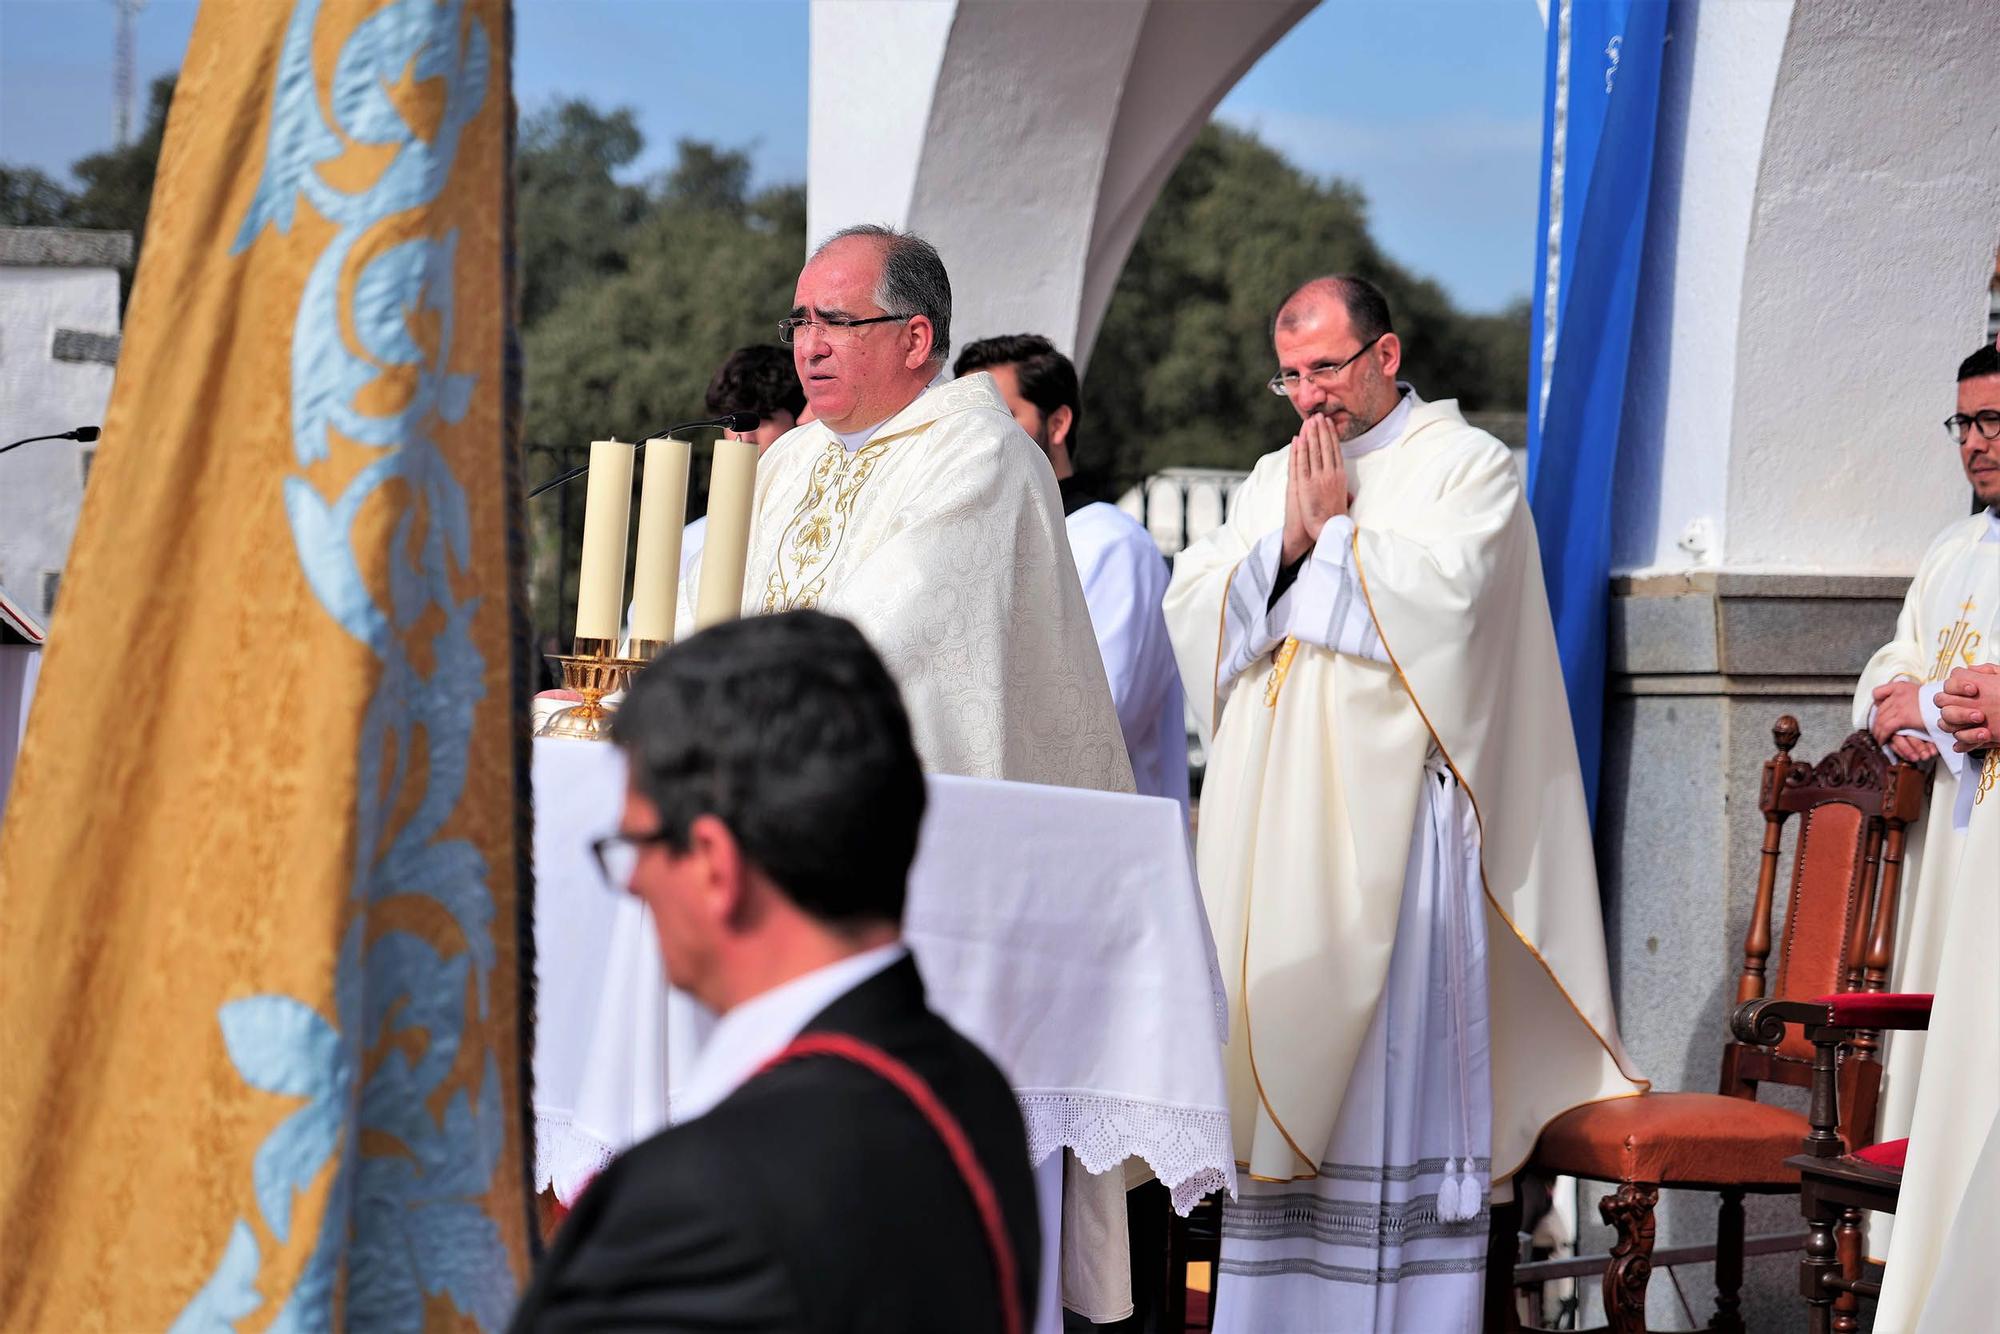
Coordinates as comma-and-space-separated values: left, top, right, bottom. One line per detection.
1346, 523, 1652, 1106
1263, 637, 1301, 707
1238, 762, 1323, 1178
762, 435, 893, 612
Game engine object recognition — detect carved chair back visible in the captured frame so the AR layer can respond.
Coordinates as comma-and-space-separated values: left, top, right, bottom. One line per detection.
1718, 717, 1929, 1147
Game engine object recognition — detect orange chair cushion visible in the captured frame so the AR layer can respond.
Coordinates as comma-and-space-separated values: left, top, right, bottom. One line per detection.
1534, 1092, 1810, 1187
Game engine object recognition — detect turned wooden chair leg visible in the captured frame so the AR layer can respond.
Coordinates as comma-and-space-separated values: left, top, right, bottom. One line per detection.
1832, 1206, 1864, 1334
1486, 1193, 1524, 1334
1600, 1181, 1660, 1334
1799, 1182, 1837, 1334
1711, 1187, 1746, 1334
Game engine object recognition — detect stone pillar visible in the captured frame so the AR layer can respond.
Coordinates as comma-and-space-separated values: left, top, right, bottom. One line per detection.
1589, 1, 2000, 1326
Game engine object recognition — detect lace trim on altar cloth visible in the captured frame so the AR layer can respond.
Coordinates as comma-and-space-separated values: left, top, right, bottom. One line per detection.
1018, 1089, 1238, 1215
535, 1113, 622, 1205
539, 1094, 1239, 1216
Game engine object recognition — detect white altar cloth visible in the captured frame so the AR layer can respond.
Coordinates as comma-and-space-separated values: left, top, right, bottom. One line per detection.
530, 735, 1234, 1216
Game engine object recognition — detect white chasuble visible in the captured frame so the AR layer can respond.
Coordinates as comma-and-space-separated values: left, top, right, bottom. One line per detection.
1852, 508, 1999, 1310
1880, 767, 1998, 1330
677, 373, 1138, 1325
678, 373, 1134, 794
1163, 393, 1646, 1198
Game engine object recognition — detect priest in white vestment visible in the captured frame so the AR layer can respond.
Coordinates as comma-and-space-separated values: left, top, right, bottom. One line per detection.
1858, 343, 2000, 1327
1163, 276, 1646, 1332
952, 333, 1189, 814
677, 225, 1138, 1324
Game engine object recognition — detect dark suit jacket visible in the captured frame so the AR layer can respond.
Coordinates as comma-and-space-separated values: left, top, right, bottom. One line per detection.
512, 955, 1040, 1332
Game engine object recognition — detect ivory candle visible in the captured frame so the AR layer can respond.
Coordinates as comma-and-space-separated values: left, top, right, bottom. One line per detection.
573, 438, 636, 645
629, 436, 692, 644
693, 436, 760, 630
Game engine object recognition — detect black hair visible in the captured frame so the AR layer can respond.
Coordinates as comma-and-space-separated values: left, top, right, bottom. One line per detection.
1274, 274, 1395, 344
614, 610, 926, 928
1958, 343, 2000, 382
704, 344, 806, 423
953, 333, 1083, 460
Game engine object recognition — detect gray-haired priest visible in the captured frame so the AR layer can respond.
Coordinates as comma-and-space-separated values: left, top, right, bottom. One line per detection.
679, 224, 1130, 793
1163, 274, 1646, 1332
675, 223, 1139, 1321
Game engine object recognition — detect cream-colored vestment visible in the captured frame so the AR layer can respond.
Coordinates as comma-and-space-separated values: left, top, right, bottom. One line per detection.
678, 372, 1139, 1322
680, 372, 1133, 794
1853, 508, 1999, 1325
1164, 394, 1645, 1188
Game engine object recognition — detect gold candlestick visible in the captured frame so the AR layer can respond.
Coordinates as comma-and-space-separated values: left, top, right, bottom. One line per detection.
535, 639, 648, 741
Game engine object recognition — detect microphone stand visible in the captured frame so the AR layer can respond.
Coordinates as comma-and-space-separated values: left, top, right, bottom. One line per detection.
1, 427, 101, 458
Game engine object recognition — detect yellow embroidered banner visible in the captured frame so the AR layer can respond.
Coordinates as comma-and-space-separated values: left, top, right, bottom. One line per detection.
0, 1, 533, 1327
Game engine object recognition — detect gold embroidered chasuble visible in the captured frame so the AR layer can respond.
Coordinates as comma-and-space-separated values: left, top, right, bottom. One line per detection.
1850, 508, 1999, 1282
1163, 398, 1646, 1183
678, 372, 1134, 794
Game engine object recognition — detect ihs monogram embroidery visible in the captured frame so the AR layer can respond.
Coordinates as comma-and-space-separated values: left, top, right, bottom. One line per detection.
763, 436, 892, 612
1930, 597, 1985, 682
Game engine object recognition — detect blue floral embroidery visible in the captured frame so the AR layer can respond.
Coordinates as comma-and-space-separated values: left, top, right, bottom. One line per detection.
175, 1, 514, 1328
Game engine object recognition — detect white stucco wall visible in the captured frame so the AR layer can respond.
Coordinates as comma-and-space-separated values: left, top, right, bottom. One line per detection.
0, 263, 120, 617
1723, 0, 2000, 573
1612, 0, 1792, 575
807, 0, 1314, 369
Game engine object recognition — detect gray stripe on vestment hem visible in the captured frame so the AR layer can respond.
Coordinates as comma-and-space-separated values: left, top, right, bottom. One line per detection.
1217, 1255, 1489, 1285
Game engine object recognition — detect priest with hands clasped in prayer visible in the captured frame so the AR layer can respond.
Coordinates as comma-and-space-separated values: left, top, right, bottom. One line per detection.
1164, 276, 1645, 1332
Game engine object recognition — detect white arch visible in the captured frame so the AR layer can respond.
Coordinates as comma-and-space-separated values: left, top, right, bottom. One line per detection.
807, 0, 1316, 372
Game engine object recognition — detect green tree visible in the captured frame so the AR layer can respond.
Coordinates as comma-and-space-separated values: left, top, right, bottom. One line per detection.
516, 100, 651, 325
0, 166, 76, 226
1082, 123, 1528, 493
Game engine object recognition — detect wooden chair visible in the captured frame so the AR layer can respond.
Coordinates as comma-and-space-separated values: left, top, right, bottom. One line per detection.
1734, 990, 1934, 1333
1493, 718, 1929, 1333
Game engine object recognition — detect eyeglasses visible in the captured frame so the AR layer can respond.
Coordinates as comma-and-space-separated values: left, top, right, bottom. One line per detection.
1945, 411, 2000, 443
590, 828, 678, 889
777, 313, 913, 346
1267, 334, 1384, 398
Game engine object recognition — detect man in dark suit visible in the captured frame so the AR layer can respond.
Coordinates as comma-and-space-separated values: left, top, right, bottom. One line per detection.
512, 609, 1039, 1333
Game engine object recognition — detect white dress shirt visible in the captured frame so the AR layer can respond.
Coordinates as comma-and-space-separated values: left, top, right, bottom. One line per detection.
670, 941, 909, 1125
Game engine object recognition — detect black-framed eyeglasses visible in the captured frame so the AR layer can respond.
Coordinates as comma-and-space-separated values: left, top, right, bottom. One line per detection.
1267, 334, 1384, 398
1945, 411, 2000, 444
590, 828, 677, 888
777, 313, 913, 346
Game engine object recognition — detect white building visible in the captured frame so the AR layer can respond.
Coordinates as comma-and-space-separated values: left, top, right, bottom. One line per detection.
0, 227, 130, 623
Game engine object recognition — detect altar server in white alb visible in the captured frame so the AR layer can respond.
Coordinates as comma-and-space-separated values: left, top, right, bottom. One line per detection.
678, 226, 1132, 795
953, 334, 1189, 813
1163, 275, 1646, 1331
1857, 342, 2000, 1330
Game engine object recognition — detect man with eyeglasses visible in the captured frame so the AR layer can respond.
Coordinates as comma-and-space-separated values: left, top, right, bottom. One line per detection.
1162, 275, 1644, 1331
1848, 341, 2000, 1331
512, 611, 1040, 1332
674, 223, 1132, 797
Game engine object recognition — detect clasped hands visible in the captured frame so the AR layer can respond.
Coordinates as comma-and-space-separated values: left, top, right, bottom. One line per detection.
1870, 663, 2000, 763
1281, 414, 1355, 566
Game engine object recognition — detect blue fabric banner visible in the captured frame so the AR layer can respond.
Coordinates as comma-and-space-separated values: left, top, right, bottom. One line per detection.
1527, 0, 1672, 815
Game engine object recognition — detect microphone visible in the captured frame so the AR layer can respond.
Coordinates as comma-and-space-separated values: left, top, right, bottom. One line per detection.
0, 425, 100, 457
528, 413, 761, 500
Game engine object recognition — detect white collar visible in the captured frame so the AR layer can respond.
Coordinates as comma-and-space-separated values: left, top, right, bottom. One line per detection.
831, 371, 951, 453
1983, 507, 1999, 542
671, 941, 909, 1124
1341, 383, 1417, 460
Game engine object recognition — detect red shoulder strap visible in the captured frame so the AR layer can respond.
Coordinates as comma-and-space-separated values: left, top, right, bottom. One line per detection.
755, 1032, 1025, 1334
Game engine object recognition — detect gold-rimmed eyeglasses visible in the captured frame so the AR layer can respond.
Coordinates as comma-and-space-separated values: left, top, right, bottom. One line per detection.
1267, 334, 1384, 398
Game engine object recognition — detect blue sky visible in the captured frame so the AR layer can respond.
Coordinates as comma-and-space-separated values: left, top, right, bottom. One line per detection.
0, 0, 1545, 311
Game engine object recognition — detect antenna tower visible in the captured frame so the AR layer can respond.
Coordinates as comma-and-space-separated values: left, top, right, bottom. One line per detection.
112, 0, 149, 147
